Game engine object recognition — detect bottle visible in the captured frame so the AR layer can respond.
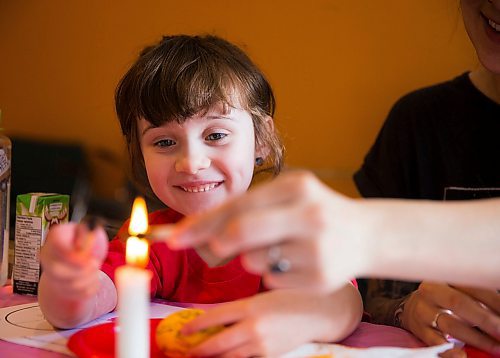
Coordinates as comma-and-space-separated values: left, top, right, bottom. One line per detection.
0, 109, 11, 286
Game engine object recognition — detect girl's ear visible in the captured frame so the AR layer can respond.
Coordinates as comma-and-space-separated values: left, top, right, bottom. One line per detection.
255, 115, 274, 160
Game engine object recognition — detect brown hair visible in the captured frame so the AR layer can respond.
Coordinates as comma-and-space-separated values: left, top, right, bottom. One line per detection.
115, 34, 283, 197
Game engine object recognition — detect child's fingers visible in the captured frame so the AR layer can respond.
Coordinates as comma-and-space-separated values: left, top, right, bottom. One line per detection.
65, 270, 102, 299
181, 301, 244, 335
41, 222, 106, 302
41, 258, 100, 283
218, 342, 260, 358
58, 279, 97, 300
44, 222, 108, 264
74, 223, 90, 251
188, 321, 252, 357
74, 221, 109, 262
41, 247, 89, 271
90, 226, 109, 262
44, 223, 84, 261
41, 260, 101, 299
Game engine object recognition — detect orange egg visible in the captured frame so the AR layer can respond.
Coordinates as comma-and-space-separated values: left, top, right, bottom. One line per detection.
155, 308, 223, 357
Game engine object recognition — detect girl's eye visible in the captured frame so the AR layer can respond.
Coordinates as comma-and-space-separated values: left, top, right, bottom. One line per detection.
206, 132, 227, 141
154, 139, 176, 147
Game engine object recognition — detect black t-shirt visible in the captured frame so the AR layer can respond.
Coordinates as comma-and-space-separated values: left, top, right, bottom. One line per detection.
355, 72, 500, 200
353, 72, 500, 325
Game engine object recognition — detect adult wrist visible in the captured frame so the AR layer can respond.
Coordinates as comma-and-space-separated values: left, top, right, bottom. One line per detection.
348, 198, 378, 278
393, 294, 411, 329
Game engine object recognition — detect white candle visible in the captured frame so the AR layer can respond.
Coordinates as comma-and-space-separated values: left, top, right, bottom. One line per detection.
116, 264, 151, 358
116, 198, 151, 358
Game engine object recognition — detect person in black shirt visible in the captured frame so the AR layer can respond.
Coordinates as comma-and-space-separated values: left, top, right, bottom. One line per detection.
354, 0, 500, 352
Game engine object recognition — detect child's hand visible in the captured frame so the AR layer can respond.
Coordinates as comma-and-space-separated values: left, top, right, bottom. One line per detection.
40, 222, 109, 300
181, 288, 360, 357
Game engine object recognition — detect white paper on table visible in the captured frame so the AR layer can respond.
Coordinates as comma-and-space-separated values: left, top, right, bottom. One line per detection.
284, 342, 454, 357
0, 302, 182, 355
0, 303, 454, 357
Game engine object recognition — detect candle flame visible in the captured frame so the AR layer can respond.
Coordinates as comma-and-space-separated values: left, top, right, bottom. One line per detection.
129, 196, 148, 236
126, 197, 149, 267
126, 236, 149, 268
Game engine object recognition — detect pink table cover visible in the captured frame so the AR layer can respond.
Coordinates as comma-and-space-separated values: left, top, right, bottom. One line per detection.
0, 284, 436, 358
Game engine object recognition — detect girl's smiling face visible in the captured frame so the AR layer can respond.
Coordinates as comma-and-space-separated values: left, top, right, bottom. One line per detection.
139, 104, 260, 215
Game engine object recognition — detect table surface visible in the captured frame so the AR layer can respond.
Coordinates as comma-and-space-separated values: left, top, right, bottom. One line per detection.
0, 284, 491, 358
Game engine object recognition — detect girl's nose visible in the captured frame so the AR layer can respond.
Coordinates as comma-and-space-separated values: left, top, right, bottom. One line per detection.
175, 150, 211, 174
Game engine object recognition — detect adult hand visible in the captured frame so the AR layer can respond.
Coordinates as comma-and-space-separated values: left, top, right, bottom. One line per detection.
170, 171, 365, 293
182, 286, 361, 357
40, 222, 109, 300
401, 282, 500, 355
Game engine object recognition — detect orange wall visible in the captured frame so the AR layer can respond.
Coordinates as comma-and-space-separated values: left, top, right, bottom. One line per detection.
0, 0, 476, 198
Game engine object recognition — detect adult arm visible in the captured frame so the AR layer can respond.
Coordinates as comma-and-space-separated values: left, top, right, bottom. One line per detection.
169, 171, 500, 291
360, 196, 500, 289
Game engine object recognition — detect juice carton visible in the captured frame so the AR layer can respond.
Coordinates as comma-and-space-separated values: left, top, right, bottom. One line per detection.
13, 193, 69, 295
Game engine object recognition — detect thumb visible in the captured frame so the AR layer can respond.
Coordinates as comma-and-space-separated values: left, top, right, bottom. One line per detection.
91, 226, 109, 262
74, 221, 109, 263
42, 222, 80, 260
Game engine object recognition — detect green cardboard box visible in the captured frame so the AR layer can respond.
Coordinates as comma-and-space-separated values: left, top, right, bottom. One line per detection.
13, 193, 69, 295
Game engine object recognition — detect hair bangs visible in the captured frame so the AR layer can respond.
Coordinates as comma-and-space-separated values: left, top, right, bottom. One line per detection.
137, 46, 246, 127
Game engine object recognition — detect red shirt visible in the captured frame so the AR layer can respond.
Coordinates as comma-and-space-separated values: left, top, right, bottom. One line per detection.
101, 208, 265, 304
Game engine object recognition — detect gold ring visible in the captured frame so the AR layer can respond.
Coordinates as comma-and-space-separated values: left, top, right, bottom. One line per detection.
431, 309, 453, 330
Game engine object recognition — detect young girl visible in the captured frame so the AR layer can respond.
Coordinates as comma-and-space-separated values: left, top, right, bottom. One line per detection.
38, 35, 362, 355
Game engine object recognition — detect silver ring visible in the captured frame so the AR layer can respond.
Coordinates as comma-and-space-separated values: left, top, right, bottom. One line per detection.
431, 309, 453, 330
268, 246, 291, 273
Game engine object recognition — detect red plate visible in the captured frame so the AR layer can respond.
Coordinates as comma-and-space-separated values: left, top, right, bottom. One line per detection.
68, 318, 167, 358
463, 345, 496, 358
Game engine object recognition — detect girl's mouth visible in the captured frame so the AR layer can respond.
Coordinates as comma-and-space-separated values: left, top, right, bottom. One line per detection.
178, 182, 222, 193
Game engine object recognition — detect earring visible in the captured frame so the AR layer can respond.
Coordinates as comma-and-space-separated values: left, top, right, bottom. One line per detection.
255, 157, 264, 166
